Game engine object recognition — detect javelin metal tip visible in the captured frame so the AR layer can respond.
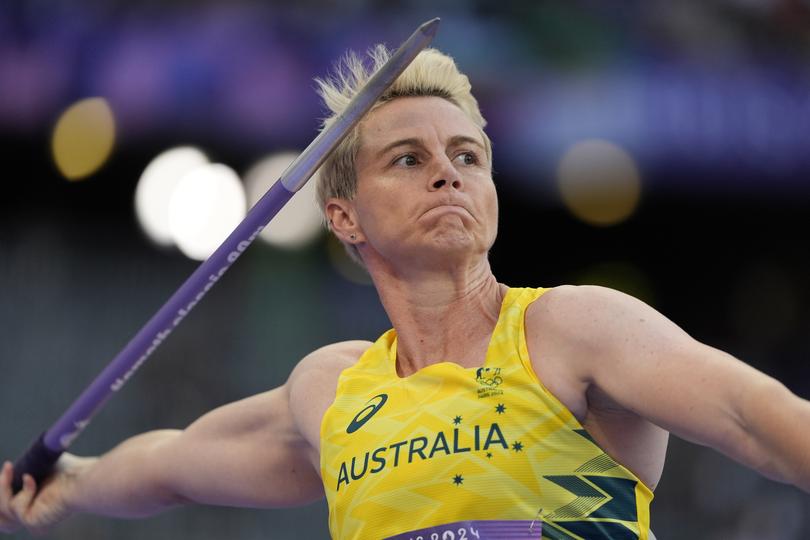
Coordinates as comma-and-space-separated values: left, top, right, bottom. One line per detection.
419, 18, 441, 38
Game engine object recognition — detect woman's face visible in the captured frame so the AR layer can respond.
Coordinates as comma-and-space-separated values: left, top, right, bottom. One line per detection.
340, 96, 498, 272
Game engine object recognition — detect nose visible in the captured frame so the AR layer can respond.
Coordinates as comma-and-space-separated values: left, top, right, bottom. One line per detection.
428, 156, 463, 191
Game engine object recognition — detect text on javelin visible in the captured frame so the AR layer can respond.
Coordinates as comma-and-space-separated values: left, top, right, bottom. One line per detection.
110, 225, 264, 391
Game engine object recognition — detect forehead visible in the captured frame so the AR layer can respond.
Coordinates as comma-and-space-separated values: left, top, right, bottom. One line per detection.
357, 96, 483, 153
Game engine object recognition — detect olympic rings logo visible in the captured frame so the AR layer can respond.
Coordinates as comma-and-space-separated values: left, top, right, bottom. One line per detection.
475, 367, 503, 387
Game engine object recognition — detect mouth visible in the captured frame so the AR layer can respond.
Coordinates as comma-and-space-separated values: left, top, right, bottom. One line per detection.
421, 204, 473, 220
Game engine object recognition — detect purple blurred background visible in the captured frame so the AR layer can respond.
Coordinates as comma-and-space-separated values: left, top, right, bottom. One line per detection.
1, 1, 809, 538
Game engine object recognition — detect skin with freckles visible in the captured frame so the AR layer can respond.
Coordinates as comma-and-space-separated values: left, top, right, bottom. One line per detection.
1, 95, 808, 537
326, 97, 508, 378
330, 96, 498, 276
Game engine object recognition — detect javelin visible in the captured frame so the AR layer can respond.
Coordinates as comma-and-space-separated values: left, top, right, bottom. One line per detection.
12, 18, 440, 492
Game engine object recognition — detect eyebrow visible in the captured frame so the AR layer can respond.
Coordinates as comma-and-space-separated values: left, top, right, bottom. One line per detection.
376, 138, 423, 158
375, 135, 486, 159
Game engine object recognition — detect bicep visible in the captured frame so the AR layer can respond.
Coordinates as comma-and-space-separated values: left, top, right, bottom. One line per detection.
550, 286, 784, 466
154, 387, 323, 509
598, 327, 763, 453
586, 287, 810, 489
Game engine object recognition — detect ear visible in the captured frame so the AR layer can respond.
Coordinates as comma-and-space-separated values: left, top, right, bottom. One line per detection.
325, 198, 365, 244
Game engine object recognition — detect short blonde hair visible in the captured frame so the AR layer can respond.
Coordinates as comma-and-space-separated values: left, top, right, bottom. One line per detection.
315, 45, 491, 264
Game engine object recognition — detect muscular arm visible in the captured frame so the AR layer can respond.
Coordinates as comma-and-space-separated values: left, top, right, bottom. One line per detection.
535, 285, 810, 492
69, 385, 323, 518
0, 340, 370, 533
1, 388, 319, 532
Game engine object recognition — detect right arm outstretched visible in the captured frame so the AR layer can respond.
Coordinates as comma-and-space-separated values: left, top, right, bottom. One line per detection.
0, 361, 329, 534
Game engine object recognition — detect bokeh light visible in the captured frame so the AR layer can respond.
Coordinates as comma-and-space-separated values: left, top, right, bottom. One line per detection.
135, 147, 209, 247
168, 163, 247, 261
557, 139, 642, 226
51, 97, 116, 181
243, 152, 323, 249
3, 6, 810, 540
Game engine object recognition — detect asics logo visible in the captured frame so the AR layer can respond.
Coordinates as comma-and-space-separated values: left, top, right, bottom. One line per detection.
346, 394, 388, 434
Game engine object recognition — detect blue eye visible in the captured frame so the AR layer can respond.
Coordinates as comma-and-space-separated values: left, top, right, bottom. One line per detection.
394, 154, 418, 167
455, 152, 478, 165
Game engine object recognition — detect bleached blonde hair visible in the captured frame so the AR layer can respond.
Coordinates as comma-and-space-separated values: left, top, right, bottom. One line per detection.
315, 45, 492, 264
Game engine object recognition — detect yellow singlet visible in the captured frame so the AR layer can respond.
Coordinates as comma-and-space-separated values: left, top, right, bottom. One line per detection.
320, 287, 653, 540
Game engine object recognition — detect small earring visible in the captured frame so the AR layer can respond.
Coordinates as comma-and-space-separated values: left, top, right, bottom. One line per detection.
350, 234, 356, 240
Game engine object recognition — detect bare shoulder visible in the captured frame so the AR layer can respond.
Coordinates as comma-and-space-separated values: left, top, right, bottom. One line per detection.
525, 284, 676, 412
289, 340, 371, 382
530, 284, 642, 324
523, 286, 621, 418
287, 340, 372, 448
526, 285, 674, 488
528, 284, 667, 352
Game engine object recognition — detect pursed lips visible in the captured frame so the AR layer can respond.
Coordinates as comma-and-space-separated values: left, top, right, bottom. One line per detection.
420, 203, 477, 223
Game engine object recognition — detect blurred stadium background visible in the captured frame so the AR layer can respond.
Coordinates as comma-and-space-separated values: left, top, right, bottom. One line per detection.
1, 0, 809, 538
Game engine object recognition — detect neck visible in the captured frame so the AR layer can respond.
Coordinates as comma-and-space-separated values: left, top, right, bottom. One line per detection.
365, 253, 506, 376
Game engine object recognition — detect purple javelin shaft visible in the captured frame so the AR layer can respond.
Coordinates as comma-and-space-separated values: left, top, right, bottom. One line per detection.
13, 18, 439, 490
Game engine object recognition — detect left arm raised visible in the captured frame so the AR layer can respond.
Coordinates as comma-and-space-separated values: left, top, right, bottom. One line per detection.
537, 285, 810, 492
